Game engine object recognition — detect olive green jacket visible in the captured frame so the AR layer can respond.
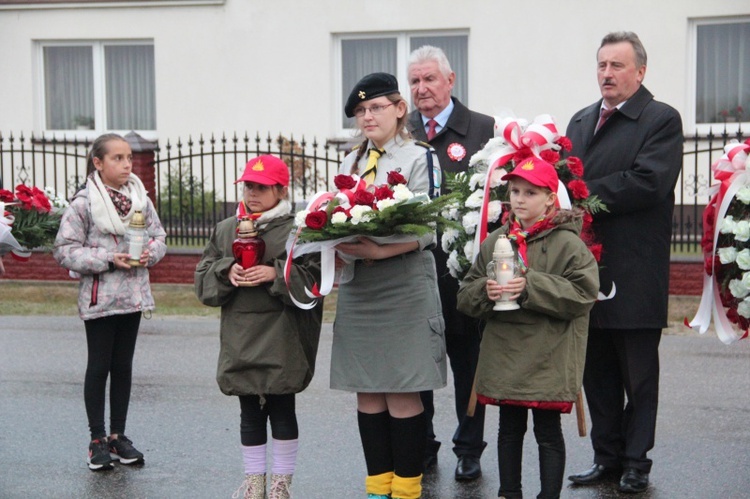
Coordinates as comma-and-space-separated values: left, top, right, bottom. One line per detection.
195, 213, 323, 397
457, 211, 599, 402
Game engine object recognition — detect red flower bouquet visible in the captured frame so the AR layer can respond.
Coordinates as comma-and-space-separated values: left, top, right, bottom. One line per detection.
0, 184, 66, 260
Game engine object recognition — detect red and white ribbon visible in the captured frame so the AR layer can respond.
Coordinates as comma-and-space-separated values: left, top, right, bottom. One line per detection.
474, 115, 562, 252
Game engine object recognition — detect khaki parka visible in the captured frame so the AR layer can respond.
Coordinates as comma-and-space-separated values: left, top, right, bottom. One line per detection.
195, 212, 323, 397
456, 211, 599, 403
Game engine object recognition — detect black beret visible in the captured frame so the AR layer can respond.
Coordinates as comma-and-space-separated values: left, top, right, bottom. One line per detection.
344, 72, 400, 118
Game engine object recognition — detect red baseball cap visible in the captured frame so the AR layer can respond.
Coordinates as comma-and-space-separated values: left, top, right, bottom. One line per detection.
501, 156, 559, 192
235, 155, 290, 187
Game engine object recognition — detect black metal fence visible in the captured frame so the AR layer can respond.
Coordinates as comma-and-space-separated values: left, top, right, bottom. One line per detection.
1, 127, 745, 252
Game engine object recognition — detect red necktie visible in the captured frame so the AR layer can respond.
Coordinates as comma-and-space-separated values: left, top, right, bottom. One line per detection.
595, 107, 617, 133
426, 119, 438, 140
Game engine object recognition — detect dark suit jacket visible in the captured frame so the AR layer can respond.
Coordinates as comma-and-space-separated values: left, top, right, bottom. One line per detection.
409, 97, 495, 336
566, 85, 683, 329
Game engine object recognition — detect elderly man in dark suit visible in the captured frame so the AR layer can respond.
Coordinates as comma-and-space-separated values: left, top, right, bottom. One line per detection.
407, 45, 495, 482
565, 32, 683, 494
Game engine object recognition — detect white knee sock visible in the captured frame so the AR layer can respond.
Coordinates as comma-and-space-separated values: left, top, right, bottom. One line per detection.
242, 443, 267, 475
271, 438, 298, 475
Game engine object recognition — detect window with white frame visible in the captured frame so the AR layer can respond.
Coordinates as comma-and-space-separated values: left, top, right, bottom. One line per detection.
40, 41, 156, 132
694, 19, 749, 128
337, 32, 468, 131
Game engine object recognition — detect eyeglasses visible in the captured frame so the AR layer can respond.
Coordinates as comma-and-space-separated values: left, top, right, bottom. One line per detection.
353, 103, 394, 118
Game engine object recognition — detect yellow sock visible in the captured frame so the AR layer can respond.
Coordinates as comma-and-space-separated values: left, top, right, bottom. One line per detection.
391, 474, 422, 499
365, 471, 394, 496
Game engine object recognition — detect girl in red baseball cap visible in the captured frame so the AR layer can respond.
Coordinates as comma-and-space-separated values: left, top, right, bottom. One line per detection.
196, 154, 322, 499
457, 157, 600, 499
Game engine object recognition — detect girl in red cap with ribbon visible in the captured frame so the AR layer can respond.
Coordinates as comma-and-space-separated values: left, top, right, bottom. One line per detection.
195, 155, 323, 499
457, 156, 600, 499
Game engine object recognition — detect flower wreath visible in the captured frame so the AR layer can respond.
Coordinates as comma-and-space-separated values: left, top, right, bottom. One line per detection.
441, 114, 607, 281
0, 185, 66, 261
284, 171, 455, 309
688, 138, 750, 344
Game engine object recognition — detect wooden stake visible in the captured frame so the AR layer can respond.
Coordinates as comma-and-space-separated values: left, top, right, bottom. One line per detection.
576, 391, 587, 437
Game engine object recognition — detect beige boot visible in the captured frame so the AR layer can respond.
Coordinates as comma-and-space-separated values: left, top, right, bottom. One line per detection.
268, 473, 293, 499
232, 473, 266, 499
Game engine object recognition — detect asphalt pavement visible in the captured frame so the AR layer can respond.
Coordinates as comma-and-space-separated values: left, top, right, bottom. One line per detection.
1, 315, 748, 498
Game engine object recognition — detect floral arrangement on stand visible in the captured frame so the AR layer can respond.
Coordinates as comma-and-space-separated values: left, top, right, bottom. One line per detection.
688, 138, 750, 344
441, 114, 607, 281
0, 184, 67, 261
284, 171, 455, 309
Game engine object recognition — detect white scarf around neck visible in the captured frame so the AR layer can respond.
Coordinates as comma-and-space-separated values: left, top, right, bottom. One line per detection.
88, 172, 148, 235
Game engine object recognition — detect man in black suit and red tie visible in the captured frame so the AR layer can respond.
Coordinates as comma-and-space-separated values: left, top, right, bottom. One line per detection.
407, 44, 495, 482
565, 31, 683, 494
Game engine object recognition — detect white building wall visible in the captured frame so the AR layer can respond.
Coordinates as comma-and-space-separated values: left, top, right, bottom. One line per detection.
1, 0, 748, 144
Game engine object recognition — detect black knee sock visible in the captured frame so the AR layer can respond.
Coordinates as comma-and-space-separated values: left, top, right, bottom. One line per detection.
358, 411, 393, 475
390, 412, 426, 478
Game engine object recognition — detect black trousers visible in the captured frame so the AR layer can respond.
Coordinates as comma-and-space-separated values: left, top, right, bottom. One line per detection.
497, 405, 565, 499
239, 393, 298, 446
421, 330, 486, 459
83, 312, 141, 439
583, 328, 661, 473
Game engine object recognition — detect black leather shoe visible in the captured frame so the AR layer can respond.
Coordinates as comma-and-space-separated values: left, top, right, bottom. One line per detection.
568, 464, 622, 485
619, 467, 649, 493
455, 455, 481, 481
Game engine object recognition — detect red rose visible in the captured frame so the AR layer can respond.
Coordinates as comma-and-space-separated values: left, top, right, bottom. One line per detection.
588, 243, 603, 262
582, 211, 593, 225
15, 184, 34, 210
304, 210, 328, 230
0, 189, 13, 203
556, 136, 572, 151
387, 171, 407, 186
332, 205, 349, 216
334, 174, 357, 190
374, 185, 394, 201
566, 156, 584, 177
30, 187, 51, 213
703, 254, 720, 276
540, 150, 560, 164
567, 179, 589, 200
353, 190, 375, 206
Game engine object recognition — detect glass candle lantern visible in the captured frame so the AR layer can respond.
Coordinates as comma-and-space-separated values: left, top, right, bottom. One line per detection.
486, 234, 520, 311
124, 210, 147, 267
232, 216, 265, 287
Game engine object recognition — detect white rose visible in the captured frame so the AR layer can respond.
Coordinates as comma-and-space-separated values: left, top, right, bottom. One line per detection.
734, 220, 750, 242
720, 216, 736, 234
350, 205, 374, 225
487, 200, 503, 223
463, 240, 475, 262
469, 173, 485, 191
489, 168, 507, 188
446, 250, 462, 278
742, 271, 750, 290
739, 297, 750, 318
729, 278, 750, 298
462, 211, 480, 235
465, 189, 484, 208
736, 249, 750, 270
376, 198, 398, 210
442, 205, 460, 220
295, 210, 309, 227
392, 184, 414, 202
331, 211, 348, 225
441, 228, 459, 253
736, 186, 750, 205
718, 246, 738, 264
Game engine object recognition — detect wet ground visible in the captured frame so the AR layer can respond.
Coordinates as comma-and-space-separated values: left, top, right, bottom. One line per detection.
1, 316, 748, 498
